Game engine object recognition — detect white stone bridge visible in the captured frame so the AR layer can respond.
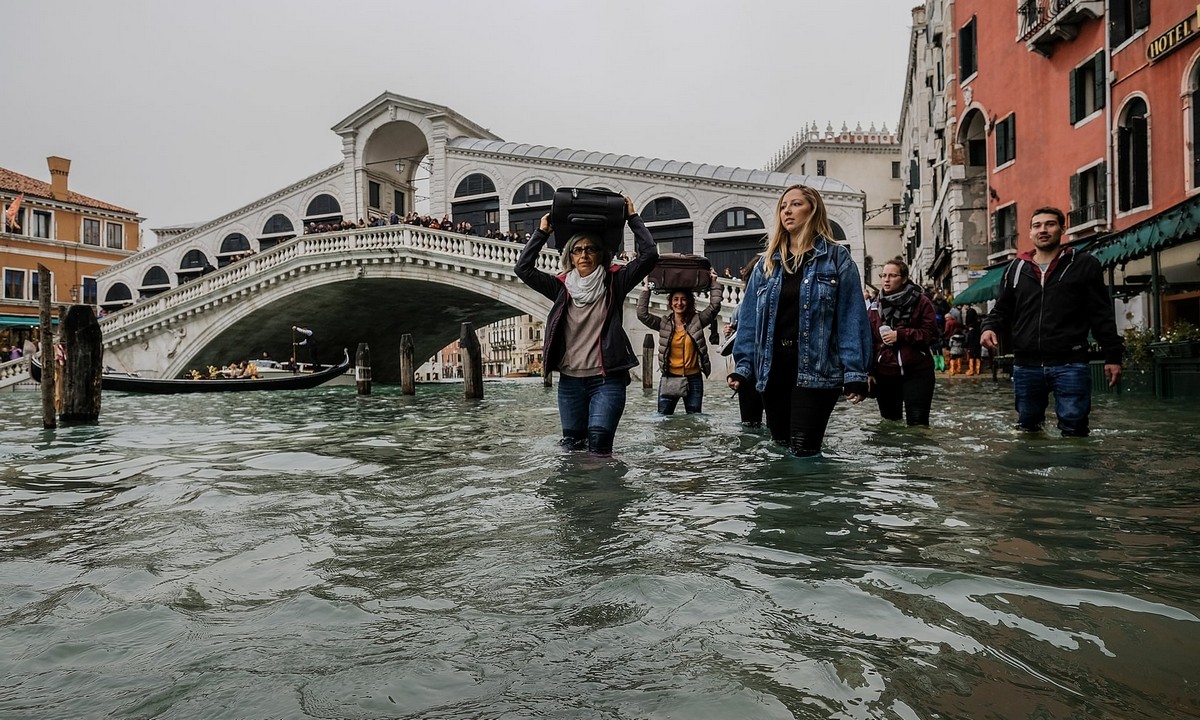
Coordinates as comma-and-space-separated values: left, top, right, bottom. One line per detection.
86, 224, 743, 384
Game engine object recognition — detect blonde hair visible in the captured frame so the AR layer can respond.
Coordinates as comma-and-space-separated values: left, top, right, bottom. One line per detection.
762, 185, 833, 277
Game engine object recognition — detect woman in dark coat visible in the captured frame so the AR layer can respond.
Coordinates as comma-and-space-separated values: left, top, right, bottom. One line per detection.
868, 258, 939, 426
514, 196, 658, 454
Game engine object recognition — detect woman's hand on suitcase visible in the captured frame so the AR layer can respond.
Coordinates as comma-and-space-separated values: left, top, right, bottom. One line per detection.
624, 196, 636, 217
539, 214, 552, 234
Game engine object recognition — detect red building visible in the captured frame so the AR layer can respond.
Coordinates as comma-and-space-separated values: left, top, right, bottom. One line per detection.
949, 0, 1200, 335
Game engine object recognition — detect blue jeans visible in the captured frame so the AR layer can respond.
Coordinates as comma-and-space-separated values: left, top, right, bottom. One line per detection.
1011, 363, 1092, 436
658, 373, 704, 414
557, 371, 629, 453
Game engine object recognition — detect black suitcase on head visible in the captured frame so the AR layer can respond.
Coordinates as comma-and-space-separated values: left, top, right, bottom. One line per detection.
550, 187, 627, 253
647, 253, 713, 293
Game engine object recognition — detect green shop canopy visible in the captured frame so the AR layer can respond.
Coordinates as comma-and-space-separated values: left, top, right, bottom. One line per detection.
952, 263, 1008, 305
0, 315, 58, 328
1089, 193, 1200, 268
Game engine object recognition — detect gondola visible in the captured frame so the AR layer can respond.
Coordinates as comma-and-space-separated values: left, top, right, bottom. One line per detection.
30, 349, 352, 394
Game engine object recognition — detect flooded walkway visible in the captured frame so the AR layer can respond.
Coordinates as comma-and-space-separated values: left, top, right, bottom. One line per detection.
0, 377, 1197, 718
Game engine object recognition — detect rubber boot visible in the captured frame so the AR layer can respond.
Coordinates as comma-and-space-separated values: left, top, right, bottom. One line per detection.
972, 358, 982, 375
965, 358, 976, 376
948, 357, 958, 375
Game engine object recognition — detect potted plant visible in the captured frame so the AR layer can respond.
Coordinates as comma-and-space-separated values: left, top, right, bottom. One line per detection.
1149, 320, 1200, 358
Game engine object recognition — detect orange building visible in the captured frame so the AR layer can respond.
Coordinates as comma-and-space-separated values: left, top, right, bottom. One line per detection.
1, 156, 141, 348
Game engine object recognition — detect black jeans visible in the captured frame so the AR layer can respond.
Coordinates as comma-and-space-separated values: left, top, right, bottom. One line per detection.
873, 367, 935, 426
761, 346, 842, 456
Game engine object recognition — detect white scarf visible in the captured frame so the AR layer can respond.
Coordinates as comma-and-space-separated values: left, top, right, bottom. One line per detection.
564, 268, 606, 307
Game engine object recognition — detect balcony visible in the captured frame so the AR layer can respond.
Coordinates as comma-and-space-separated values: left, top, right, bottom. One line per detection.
1068, 201, 1106, 227
990, 232, 1018, 257
1018, 0, 1104, 57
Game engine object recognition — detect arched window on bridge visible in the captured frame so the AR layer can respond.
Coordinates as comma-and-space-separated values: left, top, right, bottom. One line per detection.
102, 282, 133, 311
642, 196, 693, 255
303, 193, 343, 227
139, 266, 170, 299
705, 207, 767, 277
509, 180, 554, 238
830, 221, 847, 242
177, 249, 211, 285
452, 173, 500, 237
218, 233, 251, 267
259, 213, 295, 251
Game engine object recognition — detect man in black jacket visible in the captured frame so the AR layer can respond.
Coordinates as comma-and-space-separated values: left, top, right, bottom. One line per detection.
981, 207, 1123, 436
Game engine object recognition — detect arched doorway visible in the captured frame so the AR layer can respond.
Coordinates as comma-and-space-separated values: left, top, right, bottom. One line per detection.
451, 173, 500, 236
139, 266, 170, 298
705, 206, 766, 276
643, 196, 692, 254
259, 213, 295, 251
177, 249, 210, 285
509, 180, 554, 240
362, 120, 430, 220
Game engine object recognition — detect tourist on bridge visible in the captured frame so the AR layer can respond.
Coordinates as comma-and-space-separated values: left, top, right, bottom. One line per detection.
727, 184, 872, 457
514, 196, 658, 454
637, 269, 722, 415
867, 257, 938, 426
981, 207, 1123, 436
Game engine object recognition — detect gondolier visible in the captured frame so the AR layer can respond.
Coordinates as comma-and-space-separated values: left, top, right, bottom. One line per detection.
293, 325, 320, 370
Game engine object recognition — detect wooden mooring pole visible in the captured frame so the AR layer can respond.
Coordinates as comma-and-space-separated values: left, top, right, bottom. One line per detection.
460, 322, 483, 399
38, 265, 55, 429
399, 334, 415, 395
58, 304, 103, 423
355, 343, 371, 395
642, 333, 655, 388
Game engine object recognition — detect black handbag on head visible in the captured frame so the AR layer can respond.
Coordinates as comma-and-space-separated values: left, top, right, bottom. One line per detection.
550, 187, 627, 252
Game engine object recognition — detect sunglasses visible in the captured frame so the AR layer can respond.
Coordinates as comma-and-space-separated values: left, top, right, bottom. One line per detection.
570, 246, 599, 256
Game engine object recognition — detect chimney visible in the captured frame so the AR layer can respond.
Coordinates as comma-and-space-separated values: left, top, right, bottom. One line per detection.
47, 156, 71, 201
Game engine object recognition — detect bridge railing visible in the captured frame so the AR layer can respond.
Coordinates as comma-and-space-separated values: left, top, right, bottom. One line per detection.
0, 356, 32, 389
100, 224, 562, 337
99, 221, 748, 340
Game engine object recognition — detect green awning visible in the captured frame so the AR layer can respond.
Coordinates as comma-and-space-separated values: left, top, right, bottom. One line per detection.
0, 315, 58, 328
952, 263, 1008, 305
1090, 194, 1200, 267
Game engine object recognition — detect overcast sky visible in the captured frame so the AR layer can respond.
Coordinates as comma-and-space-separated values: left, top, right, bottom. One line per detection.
3, 0, 914, 241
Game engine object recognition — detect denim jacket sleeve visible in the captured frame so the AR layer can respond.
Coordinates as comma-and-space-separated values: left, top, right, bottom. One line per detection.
731, 262, 763, 380
833, 247, 872, 384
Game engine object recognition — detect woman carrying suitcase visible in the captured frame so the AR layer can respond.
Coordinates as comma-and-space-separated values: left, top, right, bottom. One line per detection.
727, 184, 872, 457
514, 196, 658, 454
636, 270, 722, 414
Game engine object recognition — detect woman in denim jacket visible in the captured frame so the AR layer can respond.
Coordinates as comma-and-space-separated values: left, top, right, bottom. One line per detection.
727, 185, 872, 456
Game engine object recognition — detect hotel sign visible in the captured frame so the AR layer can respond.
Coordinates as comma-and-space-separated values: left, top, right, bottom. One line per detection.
1148, 6, 1200, 62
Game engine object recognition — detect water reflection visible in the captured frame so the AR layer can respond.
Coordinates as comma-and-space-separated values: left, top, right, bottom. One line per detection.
0, 380, 1197, 718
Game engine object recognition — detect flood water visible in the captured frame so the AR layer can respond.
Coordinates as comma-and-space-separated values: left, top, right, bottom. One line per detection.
1, 376, 1197, 719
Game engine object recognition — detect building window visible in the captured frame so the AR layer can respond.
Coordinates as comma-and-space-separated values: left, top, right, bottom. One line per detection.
1117, 98, 1150, 211
1192, 66, 1200, 189
394, 190, 404, 214
1070, 163, 1107, 226
31, 270, 52, 302
891, 161, 901, 179
995, 114, 1016, 166
959, 16, 977, 79
1070, 53, 1105, 124
800, 163, 806, 175
4, 205, 24, 233
990, 204, 1017, 255
106, 222, 124, 249
306, 193, 342, 218
368, 180, 381, 209
31, 210, 52, 239
4, 268, 26, 300
891, 204, 901, 225
816, 160, 827, 176
1110, 0, 1150, 48
83, 277, 98, 305
726, 209, 747, 229
455, 174, 497, 198
83, 218, 101, 246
